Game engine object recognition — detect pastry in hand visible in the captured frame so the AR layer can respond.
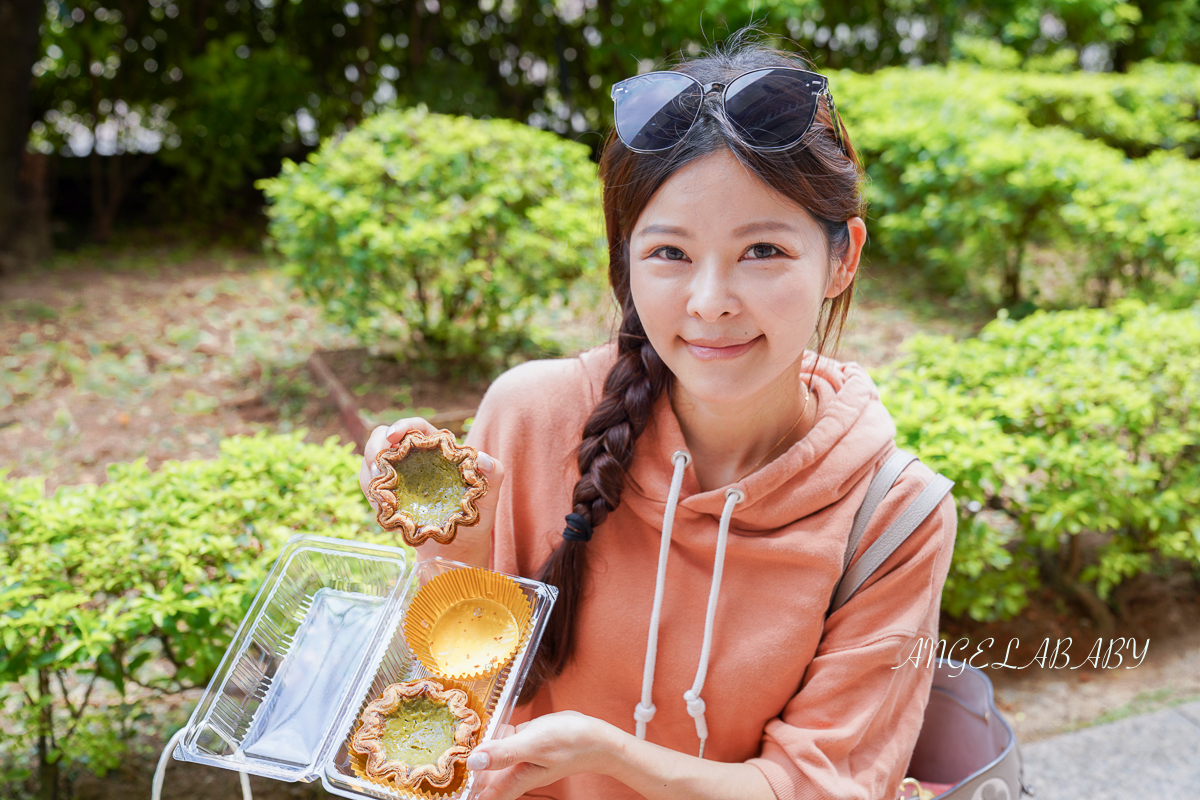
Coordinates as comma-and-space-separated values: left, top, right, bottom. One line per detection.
350, 678, 482, 790
368, 429, 488, 546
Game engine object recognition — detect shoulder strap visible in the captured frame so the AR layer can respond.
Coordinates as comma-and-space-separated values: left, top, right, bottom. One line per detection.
827, 449, 954, 616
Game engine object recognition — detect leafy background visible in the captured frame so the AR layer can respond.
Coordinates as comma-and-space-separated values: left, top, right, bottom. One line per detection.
1, 0, 1199, 798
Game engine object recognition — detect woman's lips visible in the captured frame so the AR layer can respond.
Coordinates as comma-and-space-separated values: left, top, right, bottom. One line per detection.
683, 336, 760, 360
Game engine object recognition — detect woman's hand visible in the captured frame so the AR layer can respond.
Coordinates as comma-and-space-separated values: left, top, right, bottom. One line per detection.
359, 417, 503, 568
465, 712, 776, 800
466, 712, 616, 800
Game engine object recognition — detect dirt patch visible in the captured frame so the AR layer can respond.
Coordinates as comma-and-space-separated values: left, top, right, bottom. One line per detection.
0, 253, 355, 490
315, 347, 491, 438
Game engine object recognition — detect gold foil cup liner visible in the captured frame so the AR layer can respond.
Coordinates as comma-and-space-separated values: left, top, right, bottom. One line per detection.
404, 568, 532, 680
348, 678, 488, 799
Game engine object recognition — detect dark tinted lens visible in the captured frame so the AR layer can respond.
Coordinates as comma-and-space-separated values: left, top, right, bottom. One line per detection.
612, 73, 703, 151
724, 68, 825, 149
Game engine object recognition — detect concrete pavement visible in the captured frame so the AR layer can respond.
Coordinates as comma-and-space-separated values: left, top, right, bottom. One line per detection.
1018, 700, 1200, 800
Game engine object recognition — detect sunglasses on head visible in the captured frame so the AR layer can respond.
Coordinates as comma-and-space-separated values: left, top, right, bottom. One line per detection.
610, 66, 843, 154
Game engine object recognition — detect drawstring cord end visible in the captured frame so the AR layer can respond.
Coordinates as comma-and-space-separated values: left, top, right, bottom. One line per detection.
633, 701, 656, 740
683, 688, 708, 741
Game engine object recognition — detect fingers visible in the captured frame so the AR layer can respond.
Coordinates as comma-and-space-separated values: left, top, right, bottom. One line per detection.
465, 713, 610, 800
384, 417, 440, 443
468, 735, 522, 773
473, 762, 548, 800
359, 425, 391, 505
358, 417, 448, 504
470, 450, 503, 527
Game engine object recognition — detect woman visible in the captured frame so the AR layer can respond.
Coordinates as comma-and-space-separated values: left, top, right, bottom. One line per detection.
361, 39, 956, 800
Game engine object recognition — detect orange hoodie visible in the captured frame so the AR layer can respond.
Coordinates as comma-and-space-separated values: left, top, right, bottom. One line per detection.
467, 344, 956, 800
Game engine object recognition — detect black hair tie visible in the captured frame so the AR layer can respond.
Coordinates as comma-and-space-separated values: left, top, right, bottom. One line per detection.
562, 513, 593, 542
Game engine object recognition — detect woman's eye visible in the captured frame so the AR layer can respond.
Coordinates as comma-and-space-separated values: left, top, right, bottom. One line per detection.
747, 243, 780, 259
652, 246, 688, 261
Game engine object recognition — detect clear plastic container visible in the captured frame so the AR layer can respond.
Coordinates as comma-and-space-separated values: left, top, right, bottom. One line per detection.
173, 534, 558, 799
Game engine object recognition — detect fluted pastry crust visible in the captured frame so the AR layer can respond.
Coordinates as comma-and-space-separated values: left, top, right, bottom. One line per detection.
369, 429, 488, 546
349, 678, 481, 790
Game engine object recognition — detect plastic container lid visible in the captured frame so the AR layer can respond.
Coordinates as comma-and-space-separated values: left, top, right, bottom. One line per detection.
172, 533, 557, 798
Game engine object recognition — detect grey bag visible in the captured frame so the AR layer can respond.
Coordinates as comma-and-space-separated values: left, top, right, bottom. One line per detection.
830, 449, 1026, 800
907, 658, 1025, 800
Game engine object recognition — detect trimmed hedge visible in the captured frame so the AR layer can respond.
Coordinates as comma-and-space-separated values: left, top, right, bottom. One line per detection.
882, 301, 1200, 622
259, 106, 604, 371
837, 65, 1200, 306
1009, 62, 1200, 159
0, 432, 392, 798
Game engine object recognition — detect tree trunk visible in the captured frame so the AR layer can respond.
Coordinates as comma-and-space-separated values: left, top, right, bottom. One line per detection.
88, 151, 155, 244
1003, 243, 1024, 307
38, 666, 59, 800
19, 149, 52, 255
0, 0, 49, 273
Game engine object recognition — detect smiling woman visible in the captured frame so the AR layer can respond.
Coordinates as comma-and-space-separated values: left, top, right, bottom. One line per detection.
360, 32, 956, 800
628, 149, 867, 489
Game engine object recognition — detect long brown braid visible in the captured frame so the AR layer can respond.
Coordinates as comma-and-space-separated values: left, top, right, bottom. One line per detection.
523, 34, 865, 697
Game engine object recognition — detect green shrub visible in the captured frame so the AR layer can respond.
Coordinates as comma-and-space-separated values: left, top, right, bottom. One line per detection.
0, 432, 392, 799
837, 66, 1200, 307
880, 301, 1200, 622
259, 106, 604, 372
1009, 62, 1200, 159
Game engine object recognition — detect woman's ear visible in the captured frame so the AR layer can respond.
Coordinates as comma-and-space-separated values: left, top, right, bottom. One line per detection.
825, 216, 867, 299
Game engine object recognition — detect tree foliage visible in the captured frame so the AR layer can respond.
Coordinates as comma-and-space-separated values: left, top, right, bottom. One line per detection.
22, 0, 1200, 238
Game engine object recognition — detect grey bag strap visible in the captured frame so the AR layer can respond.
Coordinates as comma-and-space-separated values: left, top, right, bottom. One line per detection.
829, 450, 954, 615
842, 449, 918, 573
821, 453, 1024, 799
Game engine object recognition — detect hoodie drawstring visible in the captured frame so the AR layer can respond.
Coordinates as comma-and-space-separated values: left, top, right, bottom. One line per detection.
634, 450, 690, 740
685, 486, 743, 758
633, 453, 745, 760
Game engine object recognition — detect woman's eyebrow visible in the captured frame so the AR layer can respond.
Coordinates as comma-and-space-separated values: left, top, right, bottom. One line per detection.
731, 220, 799, 237
635, 223, 691, 238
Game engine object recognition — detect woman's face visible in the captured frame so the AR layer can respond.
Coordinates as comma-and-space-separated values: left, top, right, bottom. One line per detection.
628, 149, 862, 409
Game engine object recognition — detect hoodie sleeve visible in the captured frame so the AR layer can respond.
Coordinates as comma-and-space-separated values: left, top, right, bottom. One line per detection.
747, 482, 957, 800
464, 352, 603, 579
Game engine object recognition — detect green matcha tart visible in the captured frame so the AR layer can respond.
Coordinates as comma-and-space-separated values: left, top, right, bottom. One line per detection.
349, 678, 482, 791
369, 429, 489, 547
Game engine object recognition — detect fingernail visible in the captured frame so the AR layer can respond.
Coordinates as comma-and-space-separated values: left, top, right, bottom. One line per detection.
476, 453, 494, 474
466, 751, 489, 770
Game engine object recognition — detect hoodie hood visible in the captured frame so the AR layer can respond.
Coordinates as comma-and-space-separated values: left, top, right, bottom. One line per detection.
603, 350, 897, 533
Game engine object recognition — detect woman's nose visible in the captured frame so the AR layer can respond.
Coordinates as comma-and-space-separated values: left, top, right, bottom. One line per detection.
685, 261, 741, 321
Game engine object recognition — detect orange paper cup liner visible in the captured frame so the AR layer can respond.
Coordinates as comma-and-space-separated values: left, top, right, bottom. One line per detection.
404, 568, 532, 681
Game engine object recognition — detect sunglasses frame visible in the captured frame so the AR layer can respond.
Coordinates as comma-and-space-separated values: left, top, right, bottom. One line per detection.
610, 66, 840, 155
